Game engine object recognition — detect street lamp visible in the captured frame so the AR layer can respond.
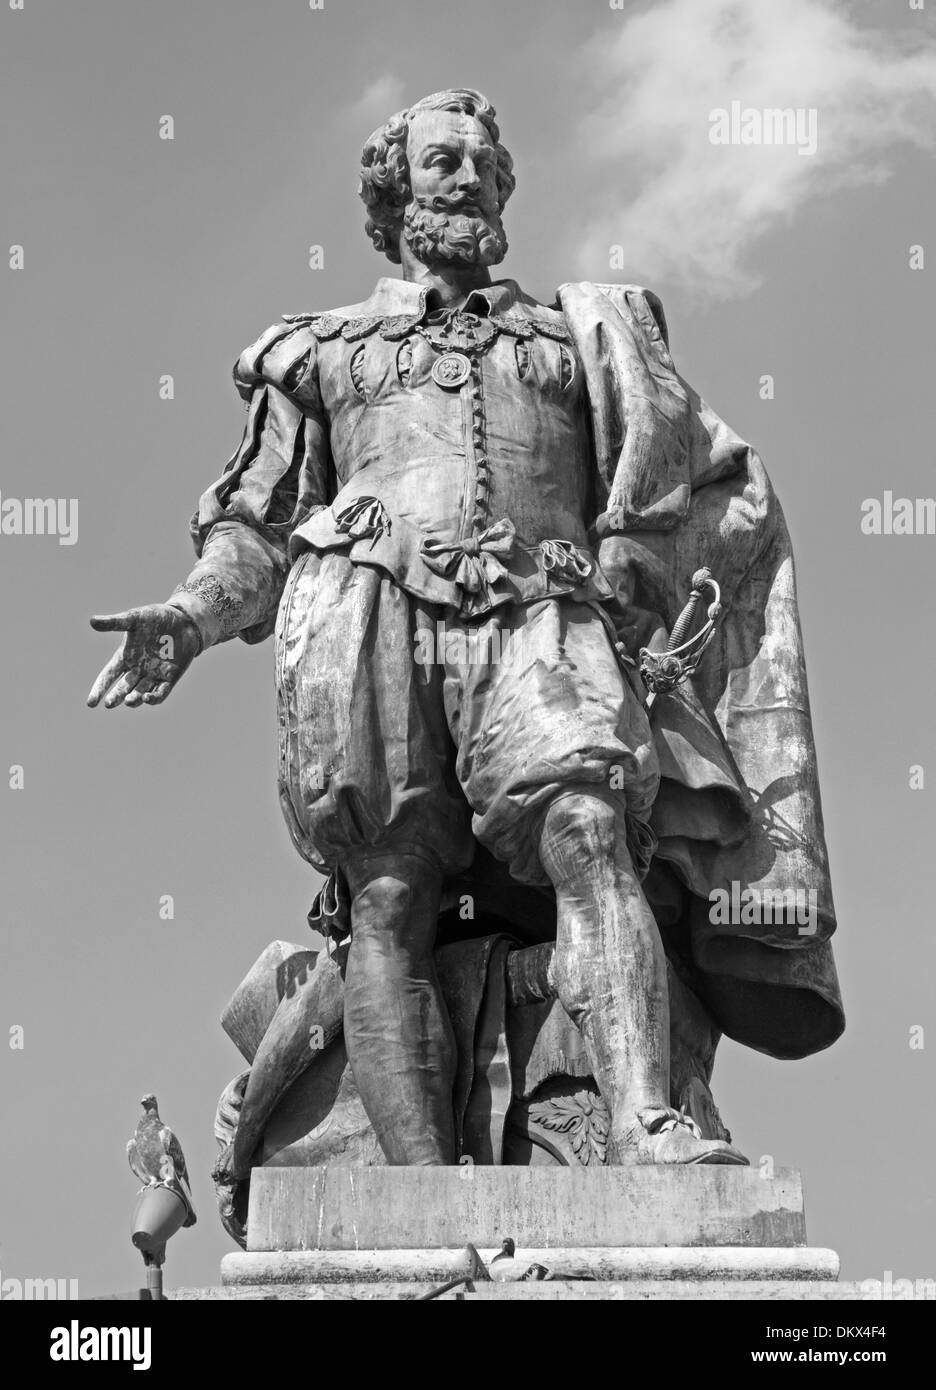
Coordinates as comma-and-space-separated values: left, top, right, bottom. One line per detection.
127, 1095, 196, 1300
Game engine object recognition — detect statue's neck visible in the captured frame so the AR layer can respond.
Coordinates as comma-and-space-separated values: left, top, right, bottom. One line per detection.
398, 245, 493, 309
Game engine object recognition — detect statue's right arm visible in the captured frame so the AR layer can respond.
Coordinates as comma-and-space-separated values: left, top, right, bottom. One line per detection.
88, 321, 331, 709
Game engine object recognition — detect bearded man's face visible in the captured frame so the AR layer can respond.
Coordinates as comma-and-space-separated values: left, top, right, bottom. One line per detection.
403, 109, 508, 268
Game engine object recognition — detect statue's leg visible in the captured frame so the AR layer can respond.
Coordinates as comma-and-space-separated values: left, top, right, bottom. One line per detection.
341, 850, 456, 1165
275, 554, 472, 1166
540, 788, 746, 1165
539, 789, 667, 1133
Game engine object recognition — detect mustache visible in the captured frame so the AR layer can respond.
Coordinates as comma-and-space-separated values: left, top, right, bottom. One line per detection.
412, 191, 494, 217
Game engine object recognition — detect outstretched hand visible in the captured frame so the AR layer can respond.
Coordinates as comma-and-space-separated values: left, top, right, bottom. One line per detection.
87, 604, 202, 709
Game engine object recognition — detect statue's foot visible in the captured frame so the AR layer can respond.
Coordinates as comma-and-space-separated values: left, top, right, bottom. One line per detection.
610, 1106, 749, 1166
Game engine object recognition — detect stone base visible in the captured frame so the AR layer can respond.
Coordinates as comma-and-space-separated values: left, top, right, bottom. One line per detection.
221, 1163, 845, 1299
246, 1165, 809, 1251
185, 1279, 865, 1301
222, 1246, 839, 1286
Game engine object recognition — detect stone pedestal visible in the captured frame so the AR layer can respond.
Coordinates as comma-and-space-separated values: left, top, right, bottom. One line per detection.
218, 1165, 851, 1300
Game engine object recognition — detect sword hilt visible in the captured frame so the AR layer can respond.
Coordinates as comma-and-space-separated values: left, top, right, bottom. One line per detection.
640, 567, 722, 703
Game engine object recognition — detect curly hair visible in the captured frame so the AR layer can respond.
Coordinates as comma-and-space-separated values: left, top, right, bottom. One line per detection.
359, 88, 516, 263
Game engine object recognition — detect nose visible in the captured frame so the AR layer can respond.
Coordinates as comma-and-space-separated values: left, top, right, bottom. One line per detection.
456, 158, 481, 196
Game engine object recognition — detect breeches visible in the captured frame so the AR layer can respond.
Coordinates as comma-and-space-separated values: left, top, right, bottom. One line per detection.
275, 550, 660, 887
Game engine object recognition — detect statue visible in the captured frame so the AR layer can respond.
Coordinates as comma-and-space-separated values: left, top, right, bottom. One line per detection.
89, 90, 843, 1225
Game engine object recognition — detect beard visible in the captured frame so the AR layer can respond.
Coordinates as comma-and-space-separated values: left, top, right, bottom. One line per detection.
402, 194, 508, 268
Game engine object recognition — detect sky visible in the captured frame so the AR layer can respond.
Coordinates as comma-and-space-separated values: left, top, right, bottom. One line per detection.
1, 0, 934, 1296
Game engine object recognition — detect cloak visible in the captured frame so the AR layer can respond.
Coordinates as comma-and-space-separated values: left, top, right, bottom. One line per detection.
558, 282, 843, 1060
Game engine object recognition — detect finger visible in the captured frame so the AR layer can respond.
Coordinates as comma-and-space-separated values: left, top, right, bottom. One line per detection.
124, 676, 156, 708
142, 680, 173, 706
90, 612, 139, 633
87, 649, 128, 707
103, 668, 142, 709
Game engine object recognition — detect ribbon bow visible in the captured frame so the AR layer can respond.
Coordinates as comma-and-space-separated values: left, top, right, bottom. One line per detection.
539, 538, 593, 583
333, 496, 391, 548
420, 518, 516, 593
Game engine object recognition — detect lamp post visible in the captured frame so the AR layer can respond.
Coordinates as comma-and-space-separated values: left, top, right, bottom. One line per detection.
130, 1186, 188, 1299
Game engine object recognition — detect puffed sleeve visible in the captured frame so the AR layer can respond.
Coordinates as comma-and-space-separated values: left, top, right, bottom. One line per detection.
167, 320, 332, 648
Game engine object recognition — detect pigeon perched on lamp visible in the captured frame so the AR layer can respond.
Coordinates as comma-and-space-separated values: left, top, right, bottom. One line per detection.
127, 1094, 196, 1298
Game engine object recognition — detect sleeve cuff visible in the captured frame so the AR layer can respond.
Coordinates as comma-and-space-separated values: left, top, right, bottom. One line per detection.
166, 580, 239, 650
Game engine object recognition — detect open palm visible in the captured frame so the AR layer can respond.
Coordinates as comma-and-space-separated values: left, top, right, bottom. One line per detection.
87, 604, 201, 709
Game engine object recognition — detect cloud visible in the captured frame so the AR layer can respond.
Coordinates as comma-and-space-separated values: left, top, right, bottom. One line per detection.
573, 0, 936, 298
346, 75, 407, 136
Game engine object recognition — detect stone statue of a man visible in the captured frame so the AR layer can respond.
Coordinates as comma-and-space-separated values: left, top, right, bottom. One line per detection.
89, 89, 842, 1170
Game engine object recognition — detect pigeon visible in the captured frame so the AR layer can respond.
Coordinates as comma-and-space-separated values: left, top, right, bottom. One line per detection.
490, 1237, 552, 1282
126, 1094, 196, 1226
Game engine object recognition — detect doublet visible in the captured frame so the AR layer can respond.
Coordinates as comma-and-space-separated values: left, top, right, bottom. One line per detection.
174, 277, 615, 644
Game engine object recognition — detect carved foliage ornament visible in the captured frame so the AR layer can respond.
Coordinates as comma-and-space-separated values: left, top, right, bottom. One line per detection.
527, 1088, 610, 1165
284, 309, 572, 350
